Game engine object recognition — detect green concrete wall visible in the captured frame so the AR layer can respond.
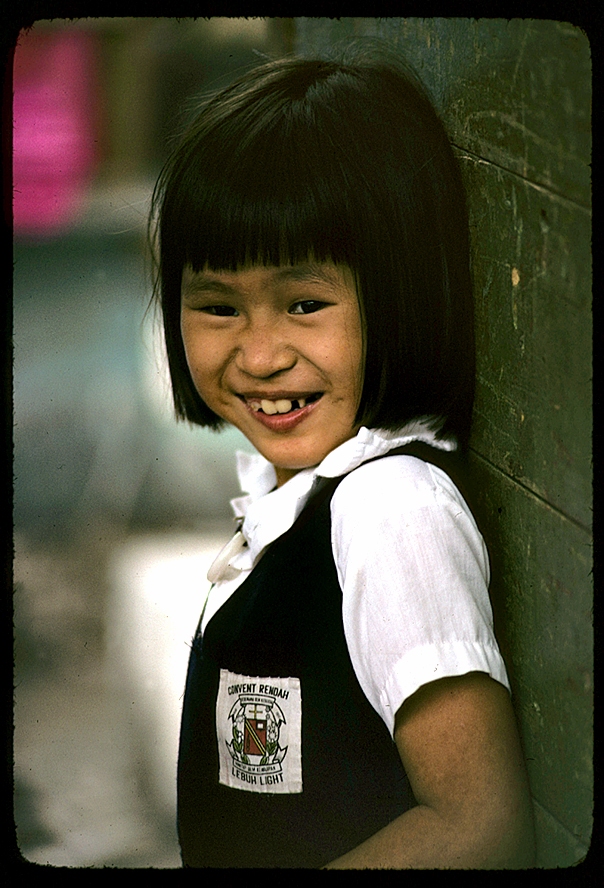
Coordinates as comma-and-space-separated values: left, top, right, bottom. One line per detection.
293, 18, 592, 867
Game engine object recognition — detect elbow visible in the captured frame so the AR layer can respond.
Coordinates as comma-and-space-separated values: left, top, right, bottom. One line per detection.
493, 822, 536, 869
469, 796, 536, 869
503, 802, 536, 869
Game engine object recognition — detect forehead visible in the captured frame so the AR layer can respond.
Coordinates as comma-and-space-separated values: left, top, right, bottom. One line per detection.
181, 261, 357, 297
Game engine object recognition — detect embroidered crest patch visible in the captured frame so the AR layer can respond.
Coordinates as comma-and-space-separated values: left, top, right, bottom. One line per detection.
216, 669, 302, 794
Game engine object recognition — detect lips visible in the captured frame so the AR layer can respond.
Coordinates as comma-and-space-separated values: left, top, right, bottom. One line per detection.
244, 392, 322, 415
239, 392, 323, 431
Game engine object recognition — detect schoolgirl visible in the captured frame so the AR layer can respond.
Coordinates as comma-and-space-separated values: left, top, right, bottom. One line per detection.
150, 53, 535, 869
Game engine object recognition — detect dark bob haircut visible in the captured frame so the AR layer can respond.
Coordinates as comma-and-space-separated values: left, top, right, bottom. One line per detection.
150, 54, 475, 447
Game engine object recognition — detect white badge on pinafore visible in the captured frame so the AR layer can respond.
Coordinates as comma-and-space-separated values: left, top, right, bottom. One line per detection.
216, 669, 303, 794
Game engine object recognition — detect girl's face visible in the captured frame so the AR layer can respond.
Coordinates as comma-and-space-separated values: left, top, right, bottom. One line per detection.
180, 261, 364, 486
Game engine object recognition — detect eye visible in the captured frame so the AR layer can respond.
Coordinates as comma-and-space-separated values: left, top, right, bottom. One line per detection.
202, 305, 238, 316
289, 300, 328, 315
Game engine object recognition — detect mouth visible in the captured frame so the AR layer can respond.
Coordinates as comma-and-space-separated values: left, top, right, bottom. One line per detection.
238, 392, 324, 431
243, 392, 323, 415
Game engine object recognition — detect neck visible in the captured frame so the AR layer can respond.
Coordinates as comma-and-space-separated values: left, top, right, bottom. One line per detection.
274, 466, 302, 487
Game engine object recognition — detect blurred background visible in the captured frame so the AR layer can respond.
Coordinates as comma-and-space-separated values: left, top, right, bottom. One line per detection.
12, 17, 294, 867
12, 15, 592, 872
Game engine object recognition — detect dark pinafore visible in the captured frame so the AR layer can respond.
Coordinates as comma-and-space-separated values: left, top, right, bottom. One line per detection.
177, 443, 472, 867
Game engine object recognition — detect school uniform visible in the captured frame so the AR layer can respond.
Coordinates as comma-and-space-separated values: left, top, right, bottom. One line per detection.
177, 421, 510, 867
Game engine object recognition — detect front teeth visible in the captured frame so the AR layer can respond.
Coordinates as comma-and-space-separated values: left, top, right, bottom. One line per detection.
250, 398, 307, 415
263, 399, 287, 415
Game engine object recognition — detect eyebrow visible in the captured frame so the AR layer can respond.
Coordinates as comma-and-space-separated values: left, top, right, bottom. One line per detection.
182, 262, 343, 297
272, 263, 342, 286
182, 276, 236, 297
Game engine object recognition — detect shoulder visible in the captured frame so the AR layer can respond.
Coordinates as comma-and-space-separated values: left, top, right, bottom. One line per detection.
329, 451, 485, 570
331, 452, 464, 519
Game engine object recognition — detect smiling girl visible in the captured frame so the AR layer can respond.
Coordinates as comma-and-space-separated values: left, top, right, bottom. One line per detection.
180, 262, 363, 485
150, 52, 535, 869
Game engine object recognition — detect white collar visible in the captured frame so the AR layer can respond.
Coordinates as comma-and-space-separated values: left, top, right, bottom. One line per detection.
210, 420, 455, 580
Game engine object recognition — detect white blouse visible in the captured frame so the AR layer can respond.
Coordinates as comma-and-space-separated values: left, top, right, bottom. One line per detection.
200, 422, 510, 737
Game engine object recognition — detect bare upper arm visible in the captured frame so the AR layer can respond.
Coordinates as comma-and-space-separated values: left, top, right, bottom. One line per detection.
394, 671, 535, 867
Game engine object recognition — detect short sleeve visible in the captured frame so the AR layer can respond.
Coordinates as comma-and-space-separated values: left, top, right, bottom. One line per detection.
330, 455, 510, 737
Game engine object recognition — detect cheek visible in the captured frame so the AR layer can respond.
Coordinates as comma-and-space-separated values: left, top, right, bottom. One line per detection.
180, 323, 217, 391
343, 315, 365, 397
180, 314, 195, 367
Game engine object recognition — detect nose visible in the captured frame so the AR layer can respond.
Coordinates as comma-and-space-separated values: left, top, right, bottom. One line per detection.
234, 316, 296, 379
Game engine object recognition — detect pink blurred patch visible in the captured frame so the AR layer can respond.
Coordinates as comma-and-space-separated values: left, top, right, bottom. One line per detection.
13, 28, 103, 238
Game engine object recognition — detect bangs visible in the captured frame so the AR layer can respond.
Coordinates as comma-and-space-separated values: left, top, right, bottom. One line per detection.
156, 104, 371, 274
